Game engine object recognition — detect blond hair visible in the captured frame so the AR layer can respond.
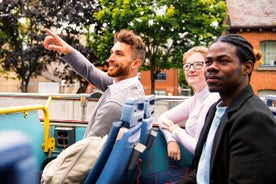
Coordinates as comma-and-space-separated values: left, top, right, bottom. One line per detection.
182, 46, 208, 63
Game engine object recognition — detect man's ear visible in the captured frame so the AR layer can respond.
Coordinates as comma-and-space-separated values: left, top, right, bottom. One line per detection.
242, 60, 253, 75
132, 59, 142, 70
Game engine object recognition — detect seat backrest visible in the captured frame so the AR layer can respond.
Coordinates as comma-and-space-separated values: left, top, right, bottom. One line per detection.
0, 131, 38, 184
140, 95, 156, 149
96, 122, 143, 184
84, 122, 121, 184
84, 97, 145, 184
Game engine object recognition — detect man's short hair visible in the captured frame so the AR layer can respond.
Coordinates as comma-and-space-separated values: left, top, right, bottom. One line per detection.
114, 29, 146, 63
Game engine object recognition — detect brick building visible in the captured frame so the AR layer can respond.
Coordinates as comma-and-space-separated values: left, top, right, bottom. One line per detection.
87, 68, 180, 96
139, 69, 179, 96
226, 0, 276, 97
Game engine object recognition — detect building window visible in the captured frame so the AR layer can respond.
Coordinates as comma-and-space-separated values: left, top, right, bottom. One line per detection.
155, 90, 166, 96
155, 72, 166, 80
260, 41, 276, 67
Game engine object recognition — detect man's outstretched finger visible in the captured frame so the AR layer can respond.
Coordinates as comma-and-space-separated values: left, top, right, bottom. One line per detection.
43, 36, 54, 50
44, 29, 63, 46
44, 28, 57, 38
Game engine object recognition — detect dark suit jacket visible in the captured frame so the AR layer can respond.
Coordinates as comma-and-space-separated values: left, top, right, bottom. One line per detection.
178, 85, 276, 184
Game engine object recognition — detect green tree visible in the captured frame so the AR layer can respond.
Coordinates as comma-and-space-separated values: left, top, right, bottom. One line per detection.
0, 0, 100, 93
40, 0, 101, 93
0, 0, 50, 92
91, 0, 227, 94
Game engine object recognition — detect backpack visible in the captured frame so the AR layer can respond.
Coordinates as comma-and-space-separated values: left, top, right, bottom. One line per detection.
41, 135, 107, 184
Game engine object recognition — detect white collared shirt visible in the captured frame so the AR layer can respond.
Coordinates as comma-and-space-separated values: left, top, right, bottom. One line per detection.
109, 76, 140, 96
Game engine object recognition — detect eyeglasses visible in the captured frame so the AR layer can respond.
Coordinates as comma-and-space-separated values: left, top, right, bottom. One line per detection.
183, 61, 204, 71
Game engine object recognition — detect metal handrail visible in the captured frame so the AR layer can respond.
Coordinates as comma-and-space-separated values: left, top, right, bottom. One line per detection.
0, 96, 54, 152
0, 93, 190, 123
155, 95, 189, 102
0, 93, 190, 101
0, 92, 91, 100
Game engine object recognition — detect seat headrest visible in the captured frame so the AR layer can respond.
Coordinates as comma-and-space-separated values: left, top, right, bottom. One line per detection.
121, 97, 144, 128
143, 95, 155, 119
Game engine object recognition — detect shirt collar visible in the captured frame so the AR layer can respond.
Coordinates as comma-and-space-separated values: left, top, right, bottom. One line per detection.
109, 76, 140, 95
194, 86, 210, 102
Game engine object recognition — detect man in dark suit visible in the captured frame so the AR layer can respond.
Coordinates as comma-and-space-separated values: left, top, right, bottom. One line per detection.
178, 34, 276, 184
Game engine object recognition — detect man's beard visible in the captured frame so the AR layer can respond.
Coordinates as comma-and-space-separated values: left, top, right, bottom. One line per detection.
107, 65, 130, 77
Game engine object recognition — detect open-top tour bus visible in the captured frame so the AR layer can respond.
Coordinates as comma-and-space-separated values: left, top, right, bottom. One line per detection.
0, 93, 275, 184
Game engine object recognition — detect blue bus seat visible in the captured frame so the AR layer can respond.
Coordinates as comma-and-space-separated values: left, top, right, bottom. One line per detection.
84, 122, 121, 184
0, 131, 38, 184
96, 121, 145, 184
84, 97, 145, 184
120, 97, 144, 128
140, 95, 157, 149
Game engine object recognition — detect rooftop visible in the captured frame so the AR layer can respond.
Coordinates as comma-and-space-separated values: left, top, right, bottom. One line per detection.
226, 0, 276, 28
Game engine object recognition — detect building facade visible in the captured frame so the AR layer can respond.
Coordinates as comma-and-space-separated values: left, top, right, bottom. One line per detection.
86, 68, 180, 96
226, 0, 276, 97
139, 69, 180, 96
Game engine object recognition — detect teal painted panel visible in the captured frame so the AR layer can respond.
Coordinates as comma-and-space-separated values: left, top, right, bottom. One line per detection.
139, 127, 193, 176
0, 111, 47, 169
75, 127, 86, 141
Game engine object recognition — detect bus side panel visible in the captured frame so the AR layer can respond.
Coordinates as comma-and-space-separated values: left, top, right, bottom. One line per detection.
0, 111, 46, 169
138, 127, 193, 183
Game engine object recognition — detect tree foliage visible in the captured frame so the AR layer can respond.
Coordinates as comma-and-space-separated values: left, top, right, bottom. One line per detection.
0, 0, 99, 92
38, 0, 100, 93
0, 0, 227, 94
0, 0, 49, 92
90, 0, 227, 94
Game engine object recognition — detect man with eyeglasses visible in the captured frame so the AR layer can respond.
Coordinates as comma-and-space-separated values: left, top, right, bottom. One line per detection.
158, 46, 220, 163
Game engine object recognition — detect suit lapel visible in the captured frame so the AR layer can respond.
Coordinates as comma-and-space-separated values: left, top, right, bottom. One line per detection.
193, 85, 255, 178
194, 102, 218, 165
209, 113, 228, 171
209, 85, 254, 173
